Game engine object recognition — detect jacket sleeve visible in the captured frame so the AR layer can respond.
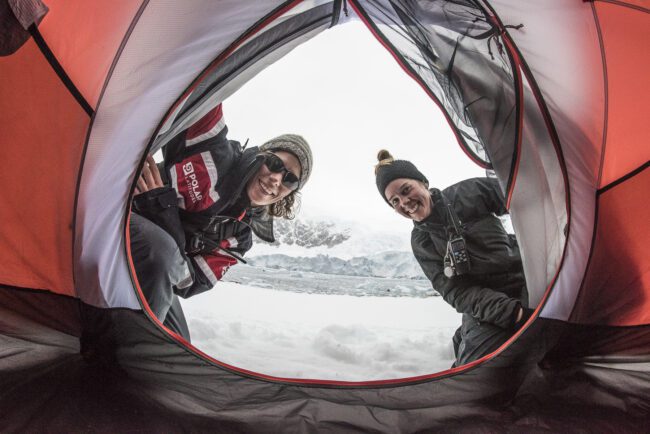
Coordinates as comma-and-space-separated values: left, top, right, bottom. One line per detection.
163, 103, 237, 214
177, 224, 253, 298
132, 186, 186, 251
411, 229, 521, 329
450, 177, 508, 218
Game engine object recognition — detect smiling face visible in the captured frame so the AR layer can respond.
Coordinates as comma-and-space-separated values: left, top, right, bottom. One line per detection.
384, 178, 432, 222
246, 150, 302, 206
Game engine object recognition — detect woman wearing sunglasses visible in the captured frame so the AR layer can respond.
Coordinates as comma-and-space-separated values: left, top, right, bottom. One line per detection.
130, 104, 312, 340
374, 150, 530, 367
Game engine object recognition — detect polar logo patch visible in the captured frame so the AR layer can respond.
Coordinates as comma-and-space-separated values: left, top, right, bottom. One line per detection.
171, 152, 220, 211
182, 162, 194, 176
182, 162, 203, 204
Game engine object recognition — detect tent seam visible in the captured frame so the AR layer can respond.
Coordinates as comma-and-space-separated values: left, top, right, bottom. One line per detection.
480, 0, 573, 323
174, 9, 332, 124
154, 0, 304, 132
593, 3, 609, 189
594, 0, 650, 14
348, 0, 491, 170
567, 2, 611, 323
475, 1, 526, 209
569, 161, 649, 323
27, 25, 93, 116
71, 0, 150, 306
597, 161, 650, 196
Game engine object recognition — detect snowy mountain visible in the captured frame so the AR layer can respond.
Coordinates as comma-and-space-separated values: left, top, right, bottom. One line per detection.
245, 216, 428, 294
258, 218, 351, 248
248, 251, 426, 280
251, 216, 413, 259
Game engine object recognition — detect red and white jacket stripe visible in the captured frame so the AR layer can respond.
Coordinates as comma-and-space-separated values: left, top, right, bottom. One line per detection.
161, 104, 254, 293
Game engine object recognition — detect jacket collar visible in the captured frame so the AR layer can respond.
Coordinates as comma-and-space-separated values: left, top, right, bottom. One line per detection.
228, 146, 276, 242
219, 146, 263, 215
413, 189, 444, 228
246, 206, 275, 243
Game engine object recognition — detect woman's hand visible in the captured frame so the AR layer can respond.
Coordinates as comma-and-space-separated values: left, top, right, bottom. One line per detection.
134, 155, 164, 195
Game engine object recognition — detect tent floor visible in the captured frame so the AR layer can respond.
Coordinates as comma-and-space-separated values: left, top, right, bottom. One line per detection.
1, 285, 648, 432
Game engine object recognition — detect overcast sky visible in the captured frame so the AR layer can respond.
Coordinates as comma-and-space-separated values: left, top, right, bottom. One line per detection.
226, 19, 483, 231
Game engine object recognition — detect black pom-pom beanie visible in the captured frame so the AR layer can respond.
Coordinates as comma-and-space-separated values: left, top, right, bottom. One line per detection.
375, 159, 428, 205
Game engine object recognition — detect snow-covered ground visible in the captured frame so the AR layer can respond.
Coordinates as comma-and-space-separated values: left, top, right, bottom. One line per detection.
181, 267, 461, 381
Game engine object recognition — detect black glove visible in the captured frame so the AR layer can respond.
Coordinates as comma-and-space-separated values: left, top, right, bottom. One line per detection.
133, 186, 177, 216
132, 186, 186, 252
514, 306, 535, 330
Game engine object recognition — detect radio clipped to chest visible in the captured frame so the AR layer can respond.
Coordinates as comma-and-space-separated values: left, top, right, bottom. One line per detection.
444, 235, 471, 278
431, 190, 471, 278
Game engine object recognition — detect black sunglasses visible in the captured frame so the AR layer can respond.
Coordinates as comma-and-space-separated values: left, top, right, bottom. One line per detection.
262, 152, 300, 191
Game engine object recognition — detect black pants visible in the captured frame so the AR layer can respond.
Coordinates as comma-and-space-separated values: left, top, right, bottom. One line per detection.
450, 274, 528, 367
451, 314, 515, 367
129, 213, 192, 341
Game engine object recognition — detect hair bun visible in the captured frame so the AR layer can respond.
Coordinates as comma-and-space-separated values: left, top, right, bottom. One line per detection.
377, 149, 393, 163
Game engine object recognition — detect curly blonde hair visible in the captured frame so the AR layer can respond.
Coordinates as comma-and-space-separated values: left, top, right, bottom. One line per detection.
267, 191, 301, 219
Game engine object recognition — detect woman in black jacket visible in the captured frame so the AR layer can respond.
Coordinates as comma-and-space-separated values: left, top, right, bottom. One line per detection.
374, 150, 529, 367
130, 104, 312, 341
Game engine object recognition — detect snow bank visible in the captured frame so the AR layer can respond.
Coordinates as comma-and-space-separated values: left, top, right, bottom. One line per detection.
181, 282, 461, 381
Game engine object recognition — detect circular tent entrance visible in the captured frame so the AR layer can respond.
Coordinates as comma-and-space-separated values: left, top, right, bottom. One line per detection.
0, 1, 648, 432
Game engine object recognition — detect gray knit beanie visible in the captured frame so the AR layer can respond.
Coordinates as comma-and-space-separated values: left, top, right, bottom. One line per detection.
375, 149, 428, 205
260, 134, 312, 188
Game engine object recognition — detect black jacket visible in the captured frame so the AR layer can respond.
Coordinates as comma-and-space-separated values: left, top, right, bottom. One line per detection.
411, 177, 526, 329
133, 104, 271, 297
